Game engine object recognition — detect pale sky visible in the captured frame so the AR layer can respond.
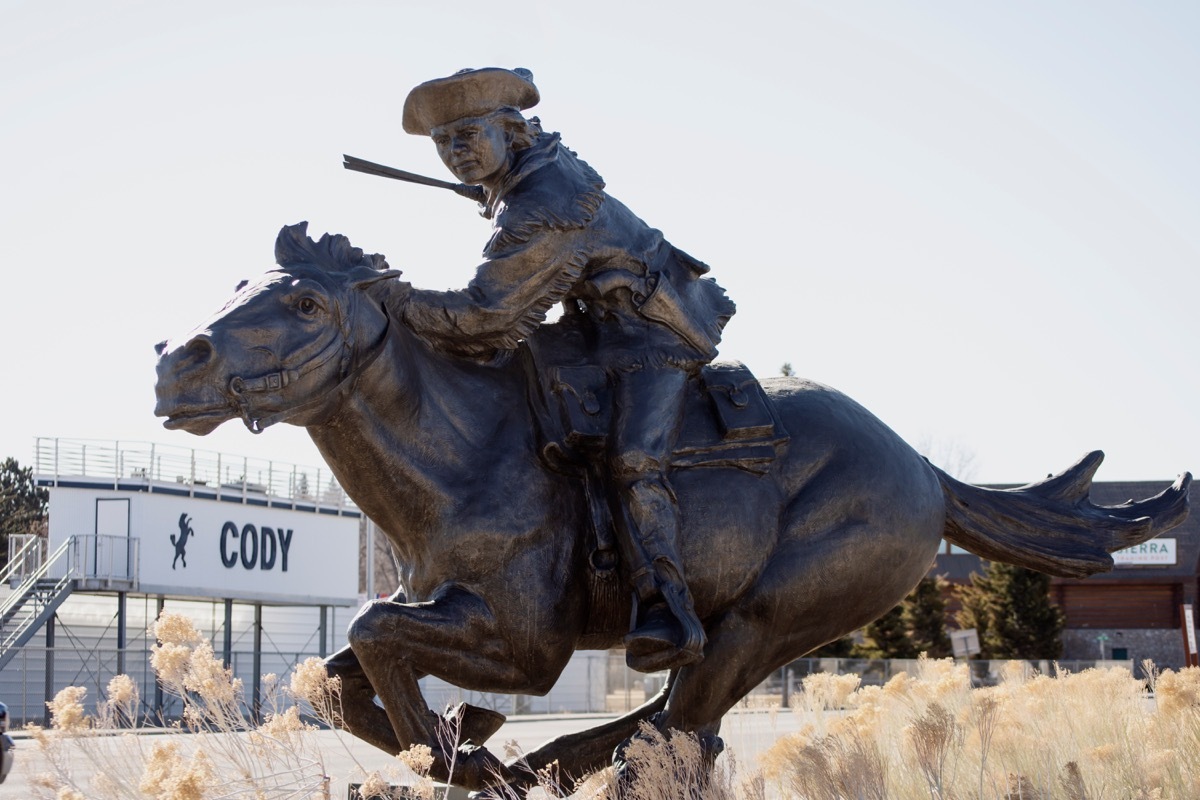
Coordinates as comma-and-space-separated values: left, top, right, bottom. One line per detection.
1, 1, 1196, 485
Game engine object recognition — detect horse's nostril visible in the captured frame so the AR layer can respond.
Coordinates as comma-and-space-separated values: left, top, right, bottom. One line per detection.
184, 335, 215, 366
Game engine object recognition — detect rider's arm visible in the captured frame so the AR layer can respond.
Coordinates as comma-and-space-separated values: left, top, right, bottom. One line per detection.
395, 227, 588, 355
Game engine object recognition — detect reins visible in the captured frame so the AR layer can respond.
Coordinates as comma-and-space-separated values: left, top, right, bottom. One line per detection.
229, 301, 391, 433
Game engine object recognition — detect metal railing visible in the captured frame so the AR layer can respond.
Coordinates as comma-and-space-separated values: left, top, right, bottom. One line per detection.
1, 644, 171, 725
3, 535, 47, 586
3, 535, 137, 587
70, 535, 139, 583
32, 437, 357, 515
0, 645, 1150, 726
0, 538, 75, 653
0, 535, 140, 653
0, 646, 337, 726
603, 655, 1142, 713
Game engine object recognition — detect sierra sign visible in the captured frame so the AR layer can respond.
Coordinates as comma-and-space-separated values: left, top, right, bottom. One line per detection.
1112, 538, 1176, 566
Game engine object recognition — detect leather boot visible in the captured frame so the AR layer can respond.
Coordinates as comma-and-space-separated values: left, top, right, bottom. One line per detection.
619, 482, 707, 670
625, 596, 704, 672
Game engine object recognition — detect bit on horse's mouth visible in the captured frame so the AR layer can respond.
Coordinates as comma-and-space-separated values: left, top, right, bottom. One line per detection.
159, 406, 234, 434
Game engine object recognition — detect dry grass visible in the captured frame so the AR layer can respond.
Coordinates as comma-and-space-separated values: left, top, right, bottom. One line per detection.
28, 612, 347, 799
26, 627, 1200, 799
761, 656, 1200, 800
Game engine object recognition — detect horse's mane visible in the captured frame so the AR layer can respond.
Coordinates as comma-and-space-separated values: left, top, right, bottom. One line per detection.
274, 221, 394, 277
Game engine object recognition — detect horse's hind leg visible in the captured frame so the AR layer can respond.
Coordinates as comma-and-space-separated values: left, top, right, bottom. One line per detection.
498, 673, 673, 793
645, 517, 939, 769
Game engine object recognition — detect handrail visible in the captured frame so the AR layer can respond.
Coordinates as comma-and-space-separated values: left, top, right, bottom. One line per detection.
0, 535, 140, 657
71, 534, 139, 583
31, 436, 358, 515
0, 539, 76, 652
0, 570, 73, 653
1, 535, 44, 586
0, 539, 74, 623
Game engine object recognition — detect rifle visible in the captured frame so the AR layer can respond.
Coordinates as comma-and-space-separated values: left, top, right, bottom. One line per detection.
342, 155, 486, 204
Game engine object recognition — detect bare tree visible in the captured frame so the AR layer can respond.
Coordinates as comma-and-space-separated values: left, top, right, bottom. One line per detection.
916, 437, 979, 482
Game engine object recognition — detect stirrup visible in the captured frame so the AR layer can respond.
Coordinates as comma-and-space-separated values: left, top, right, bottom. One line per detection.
626, 642, 704, 673
624, 600, 705, 672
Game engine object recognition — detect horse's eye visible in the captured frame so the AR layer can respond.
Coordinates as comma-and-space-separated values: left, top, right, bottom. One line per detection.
298, 297, 318, 315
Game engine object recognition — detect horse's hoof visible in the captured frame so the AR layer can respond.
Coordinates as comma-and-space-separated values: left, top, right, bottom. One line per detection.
449, 744, 514, 793
467, 790, 504, 800
613, 726, 725, 794
444, 701, 507, 746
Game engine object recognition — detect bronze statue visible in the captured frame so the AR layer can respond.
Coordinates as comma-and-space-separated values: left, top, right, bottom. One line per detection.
393, 68, 735, 673
152, 69, 1191, 797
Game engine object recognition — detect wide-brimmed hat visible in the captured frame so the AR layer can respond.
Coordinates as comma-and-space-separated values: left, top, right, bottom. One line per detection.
403, 67, 539, 135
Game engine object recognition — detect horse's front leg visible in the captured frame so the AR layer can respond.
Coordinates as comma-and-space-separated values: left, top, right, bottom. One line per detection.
323, 644, 402, 754
344, 585, 538, 790
321, 587, 407, 755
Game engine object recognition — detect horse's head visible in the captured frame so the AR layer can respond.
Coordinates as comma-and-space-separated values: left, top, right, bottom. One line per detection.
154, 222, 403, 435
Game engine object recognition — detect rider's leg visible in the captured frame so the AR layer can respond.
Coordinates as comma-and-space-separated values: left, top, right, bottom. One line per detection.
609, 364, 706, 672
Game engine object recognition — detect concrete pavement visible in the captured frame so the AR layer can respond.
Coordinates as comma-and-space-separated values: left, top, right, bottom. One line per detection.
0, 708, 806, 798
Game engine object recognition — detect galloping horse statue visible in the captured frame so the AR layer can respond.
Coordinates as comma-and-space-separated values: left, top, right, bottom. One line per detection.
154, 223, 1190, 795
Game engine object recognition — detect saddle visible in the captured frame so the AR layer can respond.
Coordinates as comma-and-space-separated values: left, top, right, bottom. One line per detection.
520, 319, 790, 647
522, 324, 790, 477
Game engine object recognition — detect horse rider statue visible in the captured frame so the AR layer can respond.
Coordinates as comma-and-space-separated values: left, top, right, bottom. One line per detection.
387, 67, 737, 672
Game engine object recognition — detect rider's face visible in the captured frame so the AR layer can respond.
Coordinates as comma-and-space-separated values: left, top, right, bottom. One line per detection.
432, 116, 512, 188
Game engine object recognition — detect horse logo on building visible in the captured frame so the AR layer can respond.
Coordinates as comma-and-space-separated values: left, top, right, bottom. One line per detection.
171, 513, 194, 569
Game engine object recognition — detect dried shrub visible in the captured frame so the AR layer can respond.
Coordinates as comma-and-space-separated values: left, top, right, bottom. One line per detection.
764, 658, 1200, 799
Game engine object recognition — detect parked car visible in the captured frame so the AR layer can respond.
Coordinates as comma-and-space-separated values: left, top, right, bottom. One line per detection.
0, 702, 13, 783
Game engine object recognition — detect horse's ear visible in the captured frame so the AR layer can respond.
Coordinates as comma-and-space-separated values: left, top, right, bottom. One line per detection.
235, 279, 249, 292
352, 269, 404, 289
359, 252, 387, 271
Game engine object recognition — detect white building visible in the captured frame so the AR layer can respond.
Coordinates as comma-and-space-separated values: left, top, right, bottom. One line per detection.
1, 438, 612, 724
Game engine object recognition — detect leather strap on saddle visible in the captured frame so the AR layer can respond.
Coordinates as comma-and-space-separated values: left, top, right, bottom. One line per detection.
528, 357, 789, 476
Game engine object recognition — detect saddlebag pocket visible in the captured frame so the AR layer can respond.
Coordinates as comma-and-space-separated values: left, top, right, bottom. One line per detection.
702, 361, 776, 441
549, 365, 610, 448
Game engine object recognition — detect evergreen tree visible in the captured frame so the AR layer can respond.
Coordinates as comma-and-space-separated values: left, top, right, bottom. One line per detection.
955, 572, 992, 656
955, 562, 1064, 659
808, 635, 856, 658
857, 603, 919, 659
0, 457, 49, 564
904, 575, 952, 658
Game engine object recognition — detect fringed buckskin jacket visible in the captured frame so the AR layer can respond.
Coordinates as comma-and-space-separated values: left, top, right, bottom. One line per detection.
398, 132, 735, 369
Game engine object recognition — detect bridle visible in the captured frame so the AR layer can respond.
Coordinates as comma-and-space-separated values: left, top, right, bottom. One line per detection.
228, 294, 390, 433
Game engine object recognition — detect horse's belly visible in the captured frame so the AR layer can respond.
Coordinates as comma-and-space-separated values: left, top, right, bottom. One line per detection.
675, 467, 781, 618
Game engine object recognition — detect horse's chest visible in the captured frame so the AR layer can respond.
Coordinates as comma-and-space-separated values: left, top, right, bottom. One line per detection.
417, 500, 577, 589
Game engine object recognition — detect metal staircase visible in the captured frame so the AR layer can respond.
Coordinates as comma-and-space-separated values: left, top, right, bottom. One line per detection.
0, 538, 75, 671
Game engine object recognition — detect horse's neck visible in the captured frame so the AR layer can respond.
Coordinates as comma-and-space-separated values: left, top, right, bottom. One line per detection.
308, 330, 535, 564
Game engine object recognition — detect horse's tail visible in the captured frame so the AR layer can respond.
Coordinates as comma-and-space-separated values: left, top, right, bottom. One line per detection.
936, 451, 1191, 578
